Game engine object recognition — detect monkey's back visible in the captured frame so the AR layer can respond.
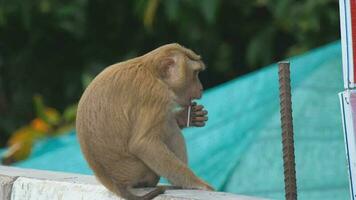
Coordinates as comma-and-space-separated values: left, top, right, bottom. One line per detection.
77, 63, 138, 159
76, 60, 169, 188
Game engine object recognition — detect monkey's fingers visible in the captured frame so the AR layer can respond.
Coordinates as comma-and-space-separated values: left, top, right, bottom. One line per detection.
205, 184, 215, 191
190, 115, 208, 127
192, 105, 204, 111
192, 110, 208, 117
191, 122, 205, 127
192, 116, 208, 122
191, 101, 197, 106
183, 182, 214, 191
198, 181, 214, 191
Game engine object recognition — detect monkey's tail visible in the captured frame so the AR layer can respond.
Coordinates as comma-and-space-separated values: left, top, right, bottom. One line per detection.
113, 181, 165, 200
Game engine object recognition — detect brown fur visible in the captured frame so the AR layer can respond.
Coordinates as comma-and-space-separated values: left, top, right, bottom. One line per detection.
76, 43, 213, 200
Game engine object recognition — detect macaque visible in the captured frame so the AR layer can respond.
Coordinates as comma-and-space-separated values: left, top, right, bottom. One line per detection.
76, 43, 213, 200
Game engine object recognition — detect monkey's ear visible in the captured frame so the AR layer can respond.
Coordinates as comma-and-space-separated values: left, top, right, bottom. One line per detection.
159, 57, 178, 79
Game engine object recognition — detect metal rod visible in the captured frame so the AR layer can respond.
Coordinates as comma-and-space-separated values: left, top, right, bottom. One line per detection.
278, 61, 297, 200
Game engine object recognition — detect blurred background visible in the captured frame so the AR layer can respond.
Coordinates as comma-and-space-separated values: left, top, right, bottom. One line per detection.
0, 0, 347, 199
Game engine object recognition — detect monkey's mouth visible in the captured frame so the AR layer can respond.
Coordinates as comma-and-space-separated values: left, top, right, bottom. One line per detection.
177, 101, 191, 108
176, 96, 198, 107
182, 99, 195, 107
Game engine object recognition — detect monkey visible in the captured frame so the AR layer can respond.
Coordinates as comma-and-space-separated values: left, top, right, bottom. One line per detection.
76, 43, 213, 200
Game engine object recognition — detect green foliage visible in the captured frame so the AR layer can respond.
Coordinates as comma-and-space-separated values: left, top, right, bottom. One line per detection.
0, 0, 339, 145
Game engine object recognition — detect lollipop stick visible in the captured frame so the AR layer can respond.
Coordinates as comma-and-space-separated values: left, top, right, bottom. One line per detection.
187, 106, 191, 127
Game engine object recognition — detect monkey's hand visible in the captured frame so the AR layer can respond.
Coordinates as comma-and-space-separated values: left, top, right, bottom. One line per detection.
176, 102, 208, 129
189, 179, 215, 191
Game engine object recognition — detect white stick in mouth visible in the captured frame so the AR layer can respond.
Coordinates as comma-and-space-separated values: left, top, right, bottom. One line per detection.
187, 105, 191, 127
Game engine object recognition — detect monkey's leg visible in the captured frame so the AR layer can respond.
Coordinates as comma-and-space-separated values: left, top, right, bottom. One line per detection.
129, 138, 212, 191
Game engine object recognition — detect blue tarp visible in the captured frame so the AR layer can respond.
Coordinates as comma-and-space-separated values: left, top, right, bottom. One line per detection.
6, 41, 349, 199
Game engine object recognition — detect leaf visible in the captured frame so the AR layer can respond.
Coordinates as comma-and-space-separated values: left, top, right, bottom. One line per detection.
20, 1, 31, 29
199, 0, 219, 24
246, 27, 276, 68
55, 0, 87, 38
33, 95, 48, 123
33, 95, 61, 126
81, 73, 94, 89
144, 0, 160, 29
39, 0, 51, 13
273, 0, 292, 20
63, 104, 78, 123
1, 126, 40, 164
133, 0, 147, 16
164, 0, 179, 21
31, 118, 50, 133
0, 6, 5, 26
214, 43, 233, 73
43, 108, 61, 126
53, 124, 75, 136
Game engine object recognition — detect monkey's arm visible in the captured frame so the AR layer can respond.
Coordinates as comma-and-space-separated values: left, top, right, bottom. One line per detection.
176, 103, 208, 129
129, 136, 213, 190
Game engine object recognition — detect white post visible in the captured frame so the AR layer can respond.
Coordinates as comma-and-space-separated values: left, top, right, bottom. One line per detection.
339, 0, 356, 199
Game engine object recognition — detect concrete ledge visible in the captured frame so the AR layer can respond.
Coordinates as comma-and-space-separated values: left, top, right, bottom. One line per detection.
0, 174, 17, 200
0, 166, 266, 200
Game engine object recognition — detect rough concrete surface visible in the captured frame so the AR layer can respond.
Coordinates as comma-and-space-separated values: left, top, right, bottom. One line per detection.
0, 166, 266, 200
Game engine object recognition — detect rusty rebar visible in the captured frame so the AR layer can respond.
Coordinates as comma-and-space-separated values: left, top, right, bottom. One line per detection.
278, 61, 297, 200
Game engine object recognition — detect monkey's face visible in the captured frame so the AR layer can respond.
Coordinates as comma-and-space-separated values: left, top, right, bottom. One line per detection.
182, 58, 204, 105
163, 54, 204, 107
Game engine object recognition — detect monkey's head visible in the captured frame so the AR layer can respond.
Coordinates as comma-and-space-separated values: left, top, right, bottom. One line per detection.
148, 43, 205, 107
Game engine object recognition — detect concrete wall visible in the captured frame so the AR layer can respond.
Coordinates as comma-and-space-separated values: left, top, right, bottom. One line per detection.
0, 166, 266, 200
